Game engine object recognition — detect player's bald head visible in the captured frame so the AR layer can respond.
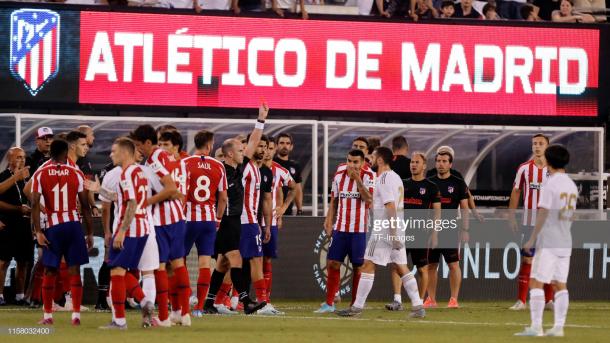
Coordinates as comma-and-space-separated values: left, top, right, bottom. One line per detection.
222, 138, 240, 156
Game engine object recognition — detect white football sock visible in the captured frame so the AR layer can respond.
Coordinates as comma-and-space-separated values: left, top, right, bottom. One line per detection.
554, 290, 569, 328
353, 273, 375, 309
16, 293, 25, 301
142, 274, 156, 305
393, 294, 402, 303
72, 312, 80, 320
401, 273, 423, 307
115, 317, 126, 326
529, 288, 545, 329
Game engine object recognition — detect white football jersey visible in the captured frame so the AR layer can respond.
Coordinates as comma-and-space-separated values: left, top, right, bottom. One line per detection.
536, 172, 578, 257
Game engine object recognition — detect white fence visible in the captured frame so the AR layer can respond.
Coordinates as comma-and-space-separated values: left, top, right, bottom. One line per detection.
0, 113, 605, 215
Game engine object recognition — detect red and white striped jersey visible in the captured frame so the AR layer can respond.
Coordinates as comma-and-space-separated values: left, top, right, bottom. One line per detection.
241, 159, 261, 224
146, 148, 185, 226
181, 155, 227, 222
330, 165, 375, 233
36, 158, 79, 223
514, 160, 549, 226
32, 162, 84, 228
270, 162, 293, 227
116, 164, 150, 237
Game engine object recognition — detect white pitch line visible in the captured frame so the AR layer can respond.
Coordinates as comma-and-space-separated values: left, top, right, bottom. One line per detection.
248, 314, 606, 330
0, 308, 606, 330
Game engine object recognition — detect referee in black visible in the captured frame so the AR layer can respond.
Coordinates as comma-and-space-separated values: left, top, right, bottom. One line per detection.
0, 147, 32, 306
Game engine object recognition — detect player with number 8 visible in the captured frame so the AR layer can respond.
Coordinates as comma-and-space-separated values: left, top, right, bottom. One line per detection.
180, 130, 229, 316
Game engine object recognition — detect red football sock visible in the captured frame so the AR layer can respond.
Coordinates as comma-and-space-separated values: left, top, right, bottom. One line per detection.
325, 268, 340, 306
263, 260, 272, 301
42, 273, 56, 314
232, 288, 239, 297
196, 268, 211, 310
53, 277, 64, 302
31, 261, 44, 302
125, 272, 145, 303
60, 262, 70, 293
544, 283, 554, 303
215, 282, 233, 305
128, 269, 141, 280
154, 270, 169, 321
517, 262, 531, 303
70, 275, 82, 313
169, 273, 180, 312
253, 279, 268, 303
110, 275, 126, 320
174, 266, 191, 316
351, 270, 361, 306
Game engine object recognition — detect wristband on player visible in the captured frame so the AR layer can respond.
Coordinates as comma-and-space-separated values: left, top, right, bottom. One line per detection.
255, 121, 265, 130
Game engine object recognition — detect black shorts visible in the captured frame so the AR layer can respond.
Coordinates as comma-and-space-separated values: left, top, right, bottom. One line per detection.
215, 216, 241, 255
407, 248, 429, 269
427, 248, 460, 264
0, 224, 34, 263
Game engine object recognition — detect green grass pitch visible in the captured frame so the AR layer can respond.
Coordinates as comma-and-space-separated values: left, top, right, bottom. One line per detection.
0, 301, 608, 343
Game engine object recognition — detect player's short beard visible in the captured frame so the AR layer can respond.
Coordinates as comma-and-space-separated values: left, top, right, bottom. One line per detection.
278, 148, 289, 157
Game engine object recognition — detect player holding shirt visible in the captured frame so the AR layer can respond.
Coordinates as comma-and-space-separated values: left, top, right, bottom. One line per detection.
509, 134, 554, 311
262, 139, 296, 304
336, 147, 424, 318
515, 145, 577, 337
425, 151, 469, 309
97, 138, 154, 330
31, 139, 93, 325
386, 152, 441, 311
201, 104, 268, 315
130, 125, 191, 327
315, 149, 375, 314
180, 130, 228, 316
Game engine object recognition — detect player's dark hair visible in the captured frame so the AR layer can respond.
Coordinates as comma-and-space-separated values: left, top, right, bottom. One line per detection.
131, 124, 158, 145
520, 4, 534, 19
114, 137, 135, 156
246, 133, 270, 145
276, 133, 293, 144
391, 136, 409, 152
267, 136, 275, 146
156, 124, 177, 134
441, 0, 454, 9
545, 144, 570, 170
375, 146, 393, 165
437, 151, 453, 163
352, 136, 370, 153
194, 130, 214, 150
65, 131, 86, 144
50, 139, 69, 160
159, 130, 184, 151
532, 133, 550, 144
483, 3, 496, 15
348, 149, 366, 160
368, 136, 381, 151
55, 132, 68, 141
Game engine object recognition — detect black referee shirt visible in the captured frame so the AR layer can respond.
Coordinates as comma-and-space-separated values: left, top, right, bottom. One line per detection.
391, 155, 412, 180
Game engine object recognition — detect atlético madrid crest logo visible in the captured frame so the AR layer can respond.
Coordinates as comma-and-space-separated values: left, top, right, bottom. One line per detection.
10, 9, 60, 96
312, 230, 353, 298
